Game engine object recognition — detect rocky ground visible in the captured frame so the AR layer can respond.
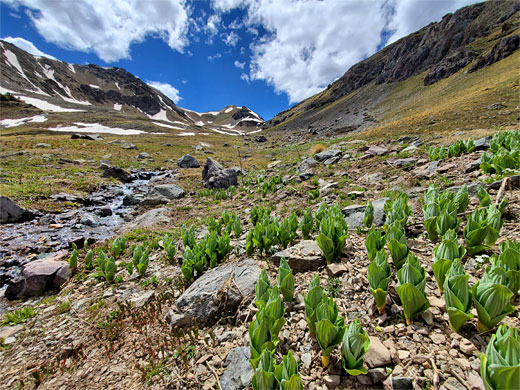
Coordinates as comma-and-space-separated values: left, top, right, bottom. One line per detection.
0, 129, 519, 390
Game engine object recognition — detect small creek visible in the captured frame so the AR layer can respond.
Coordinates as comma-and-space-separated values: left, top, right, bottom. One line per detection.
0, 169, 170, 301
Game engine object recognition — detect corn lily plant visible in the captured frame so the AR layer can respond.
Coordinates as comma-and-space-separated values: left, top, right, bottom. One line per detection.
315, 294, 346, 367
396, 253, 430, 325
341, 319, 370, 376
443, 261, 473, 332
251, 349, 277, 390
367, 250, 391, 314
490, 240, 520, 298
304, 275, 324, 339
365, 227, 386, 261
472, 266, 514, 333
277, 257, 295, 302
315, 210, 349, 264
69, 243, 79, 270
249, 309, 277, 369
92, 251, 117, 282
132, 245, 150, 277
251, 205, 272, 226
384, 193, 411, 228
110, 237, 126, 258
464, 208, 491, 256
300, 207, 314, 239
432, 229, 466, 292
364, 202, 374, 228
385, 224, 409, 270
485, 205, 503, 246
480, 324, 520, 390
454, 185, 470, 214
163, 233, 177, 262
256, 269, 272, 307
274, 351, 303, 390
84, 249, 93, 270
181, 224, 196, 250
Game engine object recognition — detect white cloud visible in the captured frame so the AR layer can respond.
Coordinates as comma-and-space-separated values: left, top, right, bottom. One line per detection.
240, 73, 250, 83
208, 53, 222, 61
234, 60, 245, 69
147, 81, 182, 104
206, 14, 221, 36
2, 36, 57, 60
212, 0, 480, 104
3, 0, 190, 63
223, 31, 240, 47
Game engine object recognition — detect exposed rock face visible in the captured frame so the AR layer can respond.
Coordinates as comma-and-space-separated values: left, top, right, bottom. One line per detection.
0, 196, 35, 224
177, 154, 200, 168
314, 149, 342, 162
166, 258, 260, 328
142, 184, 185, 205
118, 207, 174, 233
220, 347, 253, 390
100, 164, 133, 183
342, 198, 388, 229
202, 157, 239, 189
469, 34, 520, 73
5, 257, 71, 300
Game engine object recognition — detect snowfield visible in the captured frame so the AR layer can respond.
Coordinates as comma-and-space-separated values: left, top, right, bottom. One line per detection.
0, 115, 47, 128
48, 123, 145, 135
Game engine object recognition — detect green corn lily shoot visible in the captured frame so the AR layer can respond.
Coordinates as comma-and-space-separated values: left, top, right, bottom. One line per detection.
303, 275, 324, 339
315, 294, 346, 367
341, 319, 370, 376
432, 229, 466, 292
365, 227, 386, 261
367, 249, 391, 314
396, 253, 430, 325
277, 257, 295, 302
443, 261, 473, 332
385, 224, 409, 270
274, 351, 303, 390
251, 348, 277, 390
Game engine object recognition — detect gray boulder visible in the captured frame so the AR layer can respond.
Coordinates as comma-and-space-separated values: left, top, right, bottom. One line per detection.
119, 208, 173, 233
177, 154, 200, 168
315, 149, 342, 162
100, 163, 133, 183
342, 198, 388, 229
142, 184, 185, 205
166, 258, 260, 328
220, 347, 253, 390
0, 196, 35, 224
71, 133, 103, 141
121, 142, 137, 149
202, 158, 239, 189
137, 152, 150, 159
297, 157, 317, 173
5, 258, 71, 299
273, 240, 325, 273
474, 136, 491, 150
35, 143, 51, 148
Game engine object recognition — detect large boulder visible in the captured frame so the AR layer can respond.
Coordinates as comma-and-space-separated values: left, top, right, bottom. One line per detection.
314, 149, 342, 162
166, 258, 260, 328
0, 196, 35, 224
273, 240, 325, 273
202, 157, 239, 189
142, 184, 185, 205
342, 198, 388, 229
177, 154, 200, 168
119, 208, 174, 233
220, 347, 253, 390
5, 257, 71, 300
100, 163, 133, 183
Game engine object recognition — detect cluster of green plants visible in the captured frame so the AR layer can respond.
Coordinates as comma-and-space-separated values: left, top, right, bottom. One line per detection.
303, 275, 370, 372
162, 233, 177, 263
384, 194, 412, 270
314, 203, 349, 264
464, 198, 505, 256
481, 130, 520, 175
197, 185, 236, 200
246, 207, 298, 255
423, 184, 468, 241
427, 139, 475, 161
1, 306, 37, 325
181, 230, 232, 282
208, 209, 242, 238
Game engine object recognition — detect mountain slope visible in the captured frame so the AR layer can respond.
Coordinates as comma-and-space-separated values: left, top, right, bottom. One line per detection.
0, 40, 263, 135
266, 1, 520, 138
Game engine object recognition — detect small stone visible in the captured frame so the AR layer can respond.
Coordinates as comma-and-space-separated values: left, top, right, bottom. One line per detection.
398, 350, 410, 360
421, 310, 434, 325
35, 143, 51, 148
326, 263, 348, 277
301, 353, 312, 369
467, 372, 485, 390
323, 374, 340, 389
298, 319, 307, 331
455, 358, 470, 370
392, 377, 413, 390
430, 333, 446, 345
393, 365, 404, 376
443, 377, 466, 390
4, 336, 16, 344
460, 338, 477, 355
137, 152, 150, 159
365, 336, 392, 368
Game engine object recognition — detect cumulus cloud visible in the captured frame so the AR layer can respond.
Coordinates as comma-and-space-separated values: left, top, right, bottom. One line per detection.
208, 53, 222, 61
234, 60, 245, 69
222, 31, 240, 47
2, 36, 57, 59
147, 81, 182, 104
212, 0, 480, 103
2, 0, 190, 62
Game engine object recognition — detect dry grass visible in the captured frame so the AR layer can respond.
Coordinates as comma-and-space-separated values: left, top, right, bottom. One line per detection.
311, 144, 325, 155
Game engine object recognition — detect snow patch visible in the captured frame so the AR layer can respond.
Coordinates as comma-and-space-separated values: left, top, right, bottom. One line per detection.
179, 132, 195, 136
68, 63, 76, 73
224, 107, 234, 113
149, 109, 169, 122
0, 115, 47, 128
3, 49, 30, 82
205, 111, 219, 116
195, 121, 204, 126
56, 92, 92, 106
48, 122, 145, 135
0, 86, 17, 94
115, 82, 120, 90
114, 103, 122, 111
89, 84, 101, 89
152, 122, 185, 130
15, 96, 84, 112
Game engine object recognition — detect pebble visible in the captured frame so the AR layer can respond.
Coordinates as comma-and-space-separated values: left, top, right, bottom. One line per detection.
398, 350, 410, 360
430, 333, 446, 345
323, 375, 340, 389
460, 338, 477, 355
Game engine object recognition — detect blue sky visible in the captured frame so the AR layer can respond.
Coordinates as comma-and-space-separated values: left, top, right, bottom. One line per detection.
0, 0, 478, 120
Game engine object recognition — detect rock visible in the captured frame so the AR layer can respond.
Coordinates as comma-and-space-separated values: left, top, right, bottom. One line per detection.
401, 145, 418, 154
220, 347, 253, 390
315, 149, 342, 162
80, 213, 99, 227
366, 145, 389, 156
267, 160, 281, 169
166, 258, 260, 328
360, 172, 383, 184
121, 142, 137, 149
254, 135, 267, 143
273, 241, 325, 273
299, 171, 314, 181
130, 290, 154, 308
342, 198, 388, 229
467, 372, 485, 390
392, 157, 417, 167
323, 375, 341, 389
326, 263, 348, 277
474, 136, 491, 150
137, 152, 150, 159
486, 103, 504, 110
202, 158, 239, 189
398, 350, 410, 360
35, 143, 51, 148
142, 184, 185, 205
119, 208, 174, 233
358, 368, 388, 385
122, 193, 143, 206
177, 154, 200, 168
460, 338, 477, 355
393, 377, 413, 390
0, 324, 24, 340
430, 333, 446, 345
466, 157, 481, 173
347, 190, 365, 199
100, 164, 133, 183
97, 205, 113, 217
301, 353, 312, 369
297, 158, 317, 173
0, 196, 35, 224
365, 336, 392, 368
429, 160, 440, 173
443, 377, 467, 390
71, 133, 103, 141
6, 259, 71, 299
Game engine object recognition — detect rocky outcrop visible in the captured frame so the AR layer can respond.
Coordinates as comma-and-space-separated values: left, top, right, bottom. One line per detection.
0, 196, 35, 224
5, 255, 71, 300
142, 184, 185, 205
166, 259, 260, 328
100, 164, 133, 183
202, 158, 239, 189
273, 240, 325, 273
469, 34, 520, 73
342, 198, 388, 229
177, 154, 200, 168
